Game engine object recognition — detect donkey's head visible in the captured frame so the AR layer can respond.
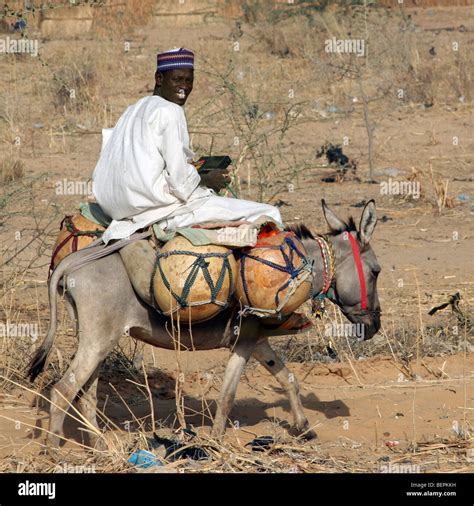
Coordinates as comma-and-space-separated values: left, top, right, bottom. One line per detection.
290, 200, 381, 340
321, 199, 381, 340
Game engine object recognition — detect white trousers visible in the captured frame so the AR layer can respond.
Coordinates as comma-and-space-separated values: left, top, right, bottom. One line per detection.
161, 195, 282, 230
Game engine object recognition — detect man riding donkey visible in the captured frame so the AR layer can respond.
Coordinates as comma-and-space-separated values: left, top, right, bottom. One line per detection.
55, 48, 313, 330
35, 50, 381, 445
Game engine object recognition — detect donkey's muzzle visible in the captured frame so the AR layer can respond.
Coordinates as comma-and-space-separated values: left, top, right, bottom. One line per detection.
344, 308, 381, 340
361, 309, 381, 340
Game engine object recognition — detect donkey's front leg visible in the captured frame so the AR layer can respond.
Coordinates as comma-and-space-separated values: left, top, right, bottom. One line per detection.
252, 338, 317, 440
211, 336, 257, 437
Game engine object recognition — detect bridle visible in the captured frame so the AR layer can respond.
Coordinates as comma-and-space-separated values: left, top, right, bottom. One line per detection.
311, 231, 368, 312
345, 231, 367, 310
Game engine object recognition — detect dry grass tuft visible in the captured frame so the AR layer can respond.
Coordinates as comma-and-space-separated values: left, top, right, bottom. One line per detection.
429, 165, 457, 214
0, 158, 24, 184
92, 0, 156, 37
51, 61, 99, 114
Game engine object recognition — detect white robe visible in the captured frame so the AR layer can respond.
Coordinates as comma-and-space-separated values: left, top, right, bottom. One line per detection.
92, 96, 281, 244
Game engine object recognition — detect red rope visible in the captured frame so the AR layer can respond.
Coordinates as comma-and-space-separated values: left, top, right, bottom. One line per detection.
49, 216, 74, 276
346, 232, 367, 310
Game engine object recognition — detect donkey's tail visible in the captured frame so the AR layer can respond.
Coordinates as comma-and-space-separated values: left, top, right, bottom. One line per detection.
27, 246, 97, 382
27, 260, 68, 382
27, 231, 152, 382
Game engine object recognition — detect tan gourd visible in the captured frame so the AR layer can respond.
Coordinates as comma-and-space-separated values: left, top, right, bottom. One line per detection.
51, 215, 105, 269
152, 235, 236, 323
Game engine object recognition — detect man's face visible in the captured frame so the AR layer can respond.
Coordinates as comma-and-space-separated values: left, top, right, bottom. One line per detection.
155, 68, 194, 106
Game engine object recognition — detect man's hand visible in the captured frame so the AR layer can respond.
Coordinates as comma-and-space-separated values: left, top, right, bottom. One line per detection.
199, 169, 231, 193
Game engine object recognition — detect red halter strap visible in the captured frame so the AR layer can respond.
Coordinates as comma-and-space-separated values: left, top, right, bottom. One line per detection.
346, 232, 367, 310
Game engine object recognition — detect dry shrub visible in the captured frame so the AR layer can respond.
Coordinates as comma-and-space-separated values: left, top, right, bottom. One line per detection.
239, 0, 337, 25
0, 158, 24, 184
379, 165, 458, 213
255, 27, 292, 58
444, 51, 472, 103
240, 0, 274, 24
92, 0, 155, 37
0, 334, 33, 392
51, 60, 98, 113
400, 65, 436, 106
269, 294, 473, 367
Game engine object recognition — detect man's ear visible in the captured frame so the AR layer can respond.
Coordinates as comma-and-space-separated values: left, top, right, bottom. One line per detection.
155, 71, 163, 87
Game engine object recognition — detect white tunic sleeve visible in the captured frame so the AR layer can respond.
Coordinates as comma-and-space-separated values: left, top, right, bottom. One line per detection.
159, 105, 201, 202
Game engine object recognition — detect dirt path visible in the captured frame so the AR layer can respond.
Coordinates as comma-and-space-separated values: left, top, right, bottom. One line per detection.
1, 352, 471, 472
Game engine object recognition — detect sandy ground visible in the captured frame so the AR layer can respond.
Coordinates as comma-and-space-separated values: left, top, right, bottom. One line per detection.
0, 352, 472, 472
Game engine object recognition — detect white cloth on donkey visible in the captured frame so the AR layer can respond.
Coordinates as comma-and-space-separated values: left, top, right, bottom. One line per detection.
92, 95, 282, 244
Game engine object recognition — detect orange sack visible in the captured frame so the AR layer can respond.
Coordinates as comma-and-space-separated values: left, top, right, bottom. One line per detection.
235, 231, 312, 315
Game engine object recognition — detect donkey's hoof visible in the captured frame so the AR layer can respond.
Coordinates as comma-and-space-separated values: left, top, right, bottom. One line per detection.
290, 425, 317, 441
46, 433, 62, 450
300, 428, 318, 441
41, 444, 62, 463
90, 435, 109, 452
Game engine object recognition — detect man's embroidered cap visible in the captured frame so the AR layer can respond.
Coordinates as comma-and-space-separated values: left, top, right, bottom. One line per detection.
157, 48, 194, 72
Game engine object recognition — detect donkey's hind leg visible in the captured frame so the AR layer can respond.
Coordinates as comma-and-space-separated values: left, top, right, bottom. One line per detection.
252, 338, 317, 440
48, 337, 117, 449
76, 363, 105, 449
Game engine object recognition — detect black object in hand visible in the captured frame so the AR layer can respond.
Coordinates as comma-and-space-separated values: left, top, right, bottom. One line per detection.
193, 156, 232, 173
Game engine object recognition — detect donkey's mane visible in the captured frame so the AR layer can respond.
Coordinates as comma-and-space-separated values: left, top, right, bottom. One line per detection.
285, 223, 315, 240
286, 217, 357, 239
327, 216, 358, 236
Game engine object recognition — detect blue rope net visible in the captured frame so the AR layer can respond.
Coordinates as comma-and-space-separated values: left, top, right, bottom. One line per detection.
239, 235, 311, 310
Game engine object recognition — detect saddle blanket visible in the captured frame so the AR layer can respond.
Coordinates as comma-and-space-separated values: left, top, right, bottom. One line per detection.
79, 202, 283, 248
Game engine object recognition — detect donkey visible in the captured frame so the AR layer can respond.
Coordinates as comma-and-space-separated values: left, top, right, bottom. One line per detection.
28, 200, 381, 448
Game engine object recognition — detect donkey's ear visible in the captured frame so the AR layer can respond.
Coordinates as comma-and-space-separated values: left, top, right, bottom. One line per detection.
322, 199, 347, 233
359, 199, 377, 246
